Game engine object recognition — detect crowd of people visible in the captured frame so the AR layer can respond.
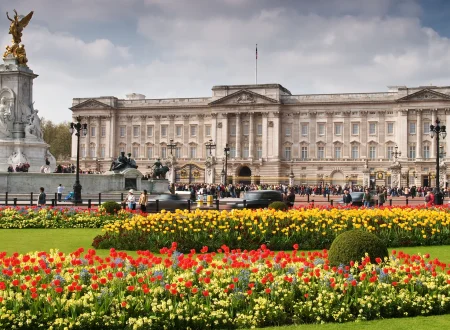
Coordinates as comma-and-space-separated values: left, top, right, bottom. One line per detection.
7, 163, 30, 172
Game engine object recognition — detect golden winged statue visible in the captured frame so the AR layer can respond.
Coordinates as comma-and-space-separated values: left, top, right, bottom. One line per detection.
3, 9, 34, 66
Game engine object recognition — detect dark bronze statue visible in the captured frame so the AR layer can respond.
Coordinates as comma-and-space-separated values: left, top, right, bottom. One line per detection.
151, 158, 169, 179
110, 151, 138, 172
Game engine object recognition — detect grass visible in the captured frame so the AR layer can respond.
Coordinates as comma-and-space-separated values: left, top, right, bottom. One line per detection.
1, 229, 450, 328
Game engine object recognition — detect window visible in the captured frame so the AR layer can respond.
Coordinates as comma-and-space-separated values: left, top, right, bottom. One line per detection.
301, 146, 308, 160
230, 124, 236, 136
369, 123, 377, 135
147, 146, 153, 159
301, 124, 308, 137
409, 122, 416, 134
175, 147, 181, 158
161, 147, 167, 159
119, 145, 125, 154
90, 127, 96, 137
285, 125, 292, 137
243, 124, 249, 136
369, 146, 376, 159
189, 146, 197, 159
334, 146, 341, 159
119, 126, 126, 138
190, 125, 197, 137
81, 145, 86, 157
423, 122, 430, 134
423, 145, 430, 159
318, 123, 325, 136
284, 146, 291, 160
176, 125, 182, 137
133, 126, 140, 137
387, 146, 394, 159
161, 125, 167, 137
100, 145, 105, 158
334, 123, 342, 136
352, 123, 359, 135
147, 126, 153, 137
317, 146, 324, 159
351, 146, 359, 159
89, 145, 95, 158
256, 145, 262, 159
132, 146, 139, 158
409, 144, 416, 159
243, 146, 249, 158
257, 124, 262, 136
101, 126, 106, 137
230, 146, 236, 158
387, 122, 394, 135
205, 125, 211, 137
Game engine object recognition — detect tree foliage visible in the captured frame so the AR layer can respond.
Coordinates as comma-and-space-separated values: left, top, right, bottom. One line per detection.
41, 119, 72, 161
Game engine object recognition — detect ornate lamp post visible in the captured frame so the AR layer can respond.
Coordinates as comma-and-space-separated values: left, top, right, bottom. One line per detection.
167, 139, 176, 156
391, 145, 401, 160
205, 139, 216, 156
224, 143, 230, 185
69, 116, 87, 205
430, 119, 447, 204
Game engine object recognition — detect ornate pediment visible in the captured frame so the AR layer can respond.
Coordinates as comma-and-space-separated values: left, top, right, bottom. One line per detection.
71, 99, 113, 110
209, 89, 280, 106
397, 89, 450, 102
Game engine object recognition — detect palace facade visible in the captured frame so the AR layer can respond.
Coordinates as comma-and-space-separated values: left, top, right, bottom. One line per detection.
70, 83, 450, 187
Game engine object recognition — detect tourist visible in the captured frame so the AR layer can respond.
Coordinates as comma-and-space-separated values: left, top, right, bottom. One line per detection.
342, 190, 352, 206
139, 190, 148, 213
126, 189, 136, 210
56, 184, 64, 202
377, 189, 385, 207
38, 187, 46, 207
363, 188, 372, 207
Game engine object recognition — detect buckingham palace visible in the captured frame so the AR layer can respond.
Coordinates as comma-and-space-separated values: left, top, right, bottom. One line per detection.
70, 83, 450, 188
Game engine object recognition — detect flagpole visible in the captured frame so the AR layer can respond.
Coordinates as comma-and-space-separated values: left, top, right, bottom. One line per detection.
255, 44, 258, 85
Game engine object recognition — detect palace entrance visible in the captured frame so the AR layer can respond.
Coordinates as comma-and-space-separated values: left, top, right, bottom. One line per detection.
237, 166, 251, 184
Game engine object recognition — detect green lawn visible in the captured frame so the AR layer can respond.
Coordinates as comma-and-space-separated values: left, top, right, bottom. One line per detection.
2, 229, 450, 329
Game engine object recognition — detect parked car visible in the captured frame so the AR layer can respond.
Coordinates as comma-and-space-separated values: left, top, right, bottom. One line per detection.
340, 192, 375, 207
231, 190, 284, 209
147, 194, 190, 212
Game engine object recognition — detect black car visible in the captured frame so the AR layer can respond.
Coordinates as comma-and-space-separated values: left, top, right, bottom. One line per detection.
147, 194, 191, 212
231, 190, 284, 209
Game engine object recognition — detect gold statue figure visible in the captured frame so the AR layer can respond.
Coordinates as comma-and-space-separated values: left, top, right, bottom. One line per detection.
3, 9, 34, 66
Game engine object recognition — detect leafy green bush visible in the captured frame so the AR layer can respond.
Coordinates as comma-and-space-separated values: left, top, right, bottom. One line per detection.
328, 230, 388, 266
101, 201, 122, 214
268, 201, 289, 211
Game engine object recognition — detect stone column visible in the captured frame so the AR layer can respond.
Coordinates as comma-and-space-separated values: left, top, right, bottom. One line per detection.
169, 115, 175, 140
446, 108, 450, 161
262, 112, 269, 159
126, 115, 133, 154
211, 113, 218, 150
378, 111, 385, 159
398, 110, 408, 159
360, 111, 368, 158
343, 111, 351, 158
109, 113, 116, 159
325, 112, 333, 159
293, 112, 300, 158
96, 116, 101, 158
431, 109, 437, 161
416, 109, 422, 160
272, 111, 281, 160
182, 115, 189, 158
85, 116, 91, 158
309, 112, 317, 158
198, 114, 204, 159
249, 112, 254, 159
154, 115, 161, 158
235, 113, 241, 159
140, 115, 147, 159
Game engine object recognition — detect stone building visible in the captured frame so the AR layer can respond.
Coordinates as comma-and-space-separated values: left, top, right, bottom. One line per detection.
70, 83, 450, 188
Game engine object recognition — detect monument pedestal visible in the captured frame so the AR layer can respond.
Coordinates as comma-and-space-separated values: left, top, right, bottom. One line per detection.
145, 179, 170, 194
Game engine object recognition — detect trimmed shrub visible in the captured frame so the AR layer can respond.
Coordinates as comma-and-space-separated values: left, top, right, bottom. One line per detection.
101, 201, 122, 214
328, 230, 388, 266
268, 201, 289, 211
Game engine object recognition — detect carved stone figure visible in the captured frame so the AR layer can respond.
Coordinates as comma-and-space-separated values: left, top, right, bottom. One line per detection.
24, 110, 42, 139
0, 97, 11, 137
236, 93, 255, 104
4, 10, 33, 66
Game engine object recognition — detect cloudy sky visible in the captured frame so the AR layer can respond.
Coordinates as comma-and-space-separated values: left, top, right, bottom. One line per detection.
1, 0, 450, 122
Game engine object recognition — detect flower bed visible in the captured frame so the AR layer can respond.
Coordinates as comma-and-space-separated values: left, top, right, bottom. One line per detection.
94, 207, 450, 251
0, 244, 449, 329
0, 206, 131, 229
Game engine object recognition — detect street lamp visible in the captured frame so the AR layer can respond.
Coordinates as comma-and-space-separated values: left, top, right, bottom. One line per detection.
69, 116, 87, 205
205, 139, 216, 156
224, 143, 230, 185
391, 145, 401, 160
167, 139, 176, 156
430, 119, 447, 204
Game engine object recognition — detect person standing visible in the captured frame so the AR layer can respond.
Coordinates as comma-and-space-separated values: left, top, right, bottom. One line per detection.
38, 187, 46, 207
126, 189, 136, 210
139, 190, 148, 213
363, 188, 372, 208
342, 189, 352, 206
377, 189, 385, 207
56, 184, 65, 202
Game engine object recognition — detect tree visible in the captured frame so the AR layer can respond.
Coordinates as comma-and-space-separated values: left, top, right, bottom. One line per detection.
41, 119, 72, 161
